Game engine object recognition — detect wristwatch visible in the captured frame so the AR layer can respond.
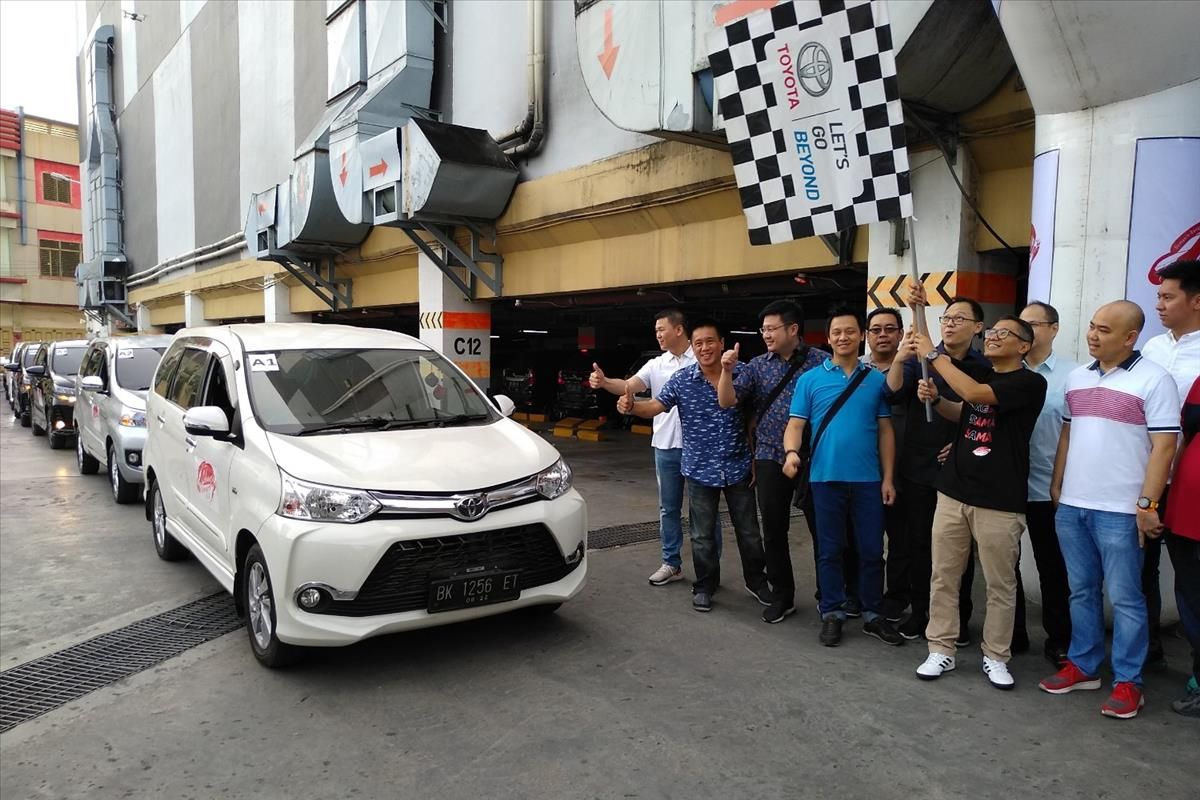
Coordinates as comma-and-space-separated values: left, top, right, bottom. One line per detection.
1136, 496, 1159, 511
785, 449, 802, 460
924, 350, 942, 363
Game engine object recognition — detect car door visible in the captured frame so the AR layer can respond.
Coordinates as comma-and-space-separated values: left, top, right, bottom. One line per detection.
183, 347, 238, 557
31, 346, 50, 420
157, 344, 208, 538
77, 343, 106, 455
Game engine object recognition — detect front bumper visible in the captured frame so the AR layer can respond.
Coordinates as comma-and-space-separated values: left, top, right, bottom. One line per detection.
48, 401, 76, 432
258, 489, 588, 646
112, 426, 148, 483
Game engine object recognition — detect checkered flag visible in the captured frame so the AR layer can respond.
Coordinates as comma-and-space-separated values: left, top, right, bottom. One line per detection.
709, 0, 912, 244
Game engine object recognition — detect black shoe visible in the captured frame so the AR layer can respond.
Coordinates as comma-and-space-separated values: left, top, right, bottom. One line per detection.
898, 616, 927, 641
819, 617, 844, 647
863, 618, 905, 646
1145, 648, 1168, 671
1011, 631, 1030, 655
744, 583, 774, 607
883, 606, 908, 624
955, 632, 972, 648
1044, 644, 1069, 670
692, 591, 713, 612
843, 597, 863, 618
762, 601, 796, 624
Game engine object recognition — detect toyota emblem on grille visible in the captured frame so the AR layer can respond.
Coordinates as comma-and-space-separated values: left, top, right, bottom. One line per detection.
454, 493, 489, 521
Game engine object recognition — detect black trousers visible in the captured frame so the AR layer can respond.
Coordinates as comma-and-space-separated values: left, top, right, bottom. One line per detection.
900, 479, 974, 628
1141, 489, 1170, 658
1018, 501, 1071, 653
756, 460, 797, 605
881, 489, 909, 619
1165, 533, 1200, 682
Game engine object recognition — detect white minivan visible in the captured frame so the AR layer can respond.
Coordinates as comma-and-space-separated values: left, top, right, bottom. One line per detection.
142, 324, 587, 667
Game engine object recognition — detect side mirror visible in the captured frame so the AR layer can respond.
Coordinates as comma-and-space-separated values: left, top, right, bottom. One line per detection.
81, 375, 105, 393
25, 365, 45, 377
492, 393, 516, 418
184, 406, 231, 437
3, 363, 19, 372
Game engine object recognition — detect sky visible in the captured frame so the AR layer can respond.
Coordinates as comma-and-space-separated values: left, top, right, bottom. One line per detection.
0, 0, 82, 123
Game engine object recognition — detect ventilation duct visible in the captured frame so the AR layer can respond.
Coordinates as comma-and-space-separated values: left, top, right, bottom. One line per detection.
76, 24, 132, 327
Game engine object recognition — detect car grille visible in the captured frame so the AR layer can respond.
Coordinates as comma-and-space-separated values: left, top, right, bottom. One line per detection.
317, 523, 580, 617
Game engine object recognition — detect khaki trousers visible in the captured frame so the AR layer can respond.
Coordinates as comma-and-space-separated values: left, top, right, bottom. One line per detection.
927, 493, 1024, 662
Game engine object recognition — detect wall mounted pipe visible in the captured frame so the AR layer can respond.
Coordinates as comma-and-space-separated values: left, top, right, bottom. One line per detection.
496, 0, 546, 158
16, 106, 26, 245
124, 233, 244, 288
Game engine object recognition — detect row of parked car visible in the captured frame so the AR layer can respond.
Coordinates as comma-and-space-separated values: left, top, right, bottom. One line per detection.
4, 324, 587, 668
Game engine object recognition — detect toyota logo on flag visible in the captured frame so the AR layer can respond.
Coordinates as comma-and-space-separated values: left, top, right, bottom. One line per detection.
796, 42, 833, 97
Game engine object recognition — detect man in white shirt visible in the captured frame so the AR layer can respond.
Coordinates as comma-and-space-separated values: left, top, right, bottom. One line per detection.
1139, 260, 1199, 668
590, 309, 718, 585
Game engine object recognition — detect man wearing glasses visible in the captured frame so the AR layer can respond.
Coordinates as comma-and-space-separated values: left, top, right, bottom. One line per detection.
906, 313, 1047, 689
717, 300, 827, 623
865, 308, 910, 623
886, 291, 989, 642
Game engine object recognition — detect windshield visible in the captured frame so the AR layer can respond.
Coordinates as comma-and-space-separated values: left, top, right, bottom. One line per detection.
115, 346, 167, 391
50, 346, 87, 377
21, 345, 42, 367
244, 348, 497, 435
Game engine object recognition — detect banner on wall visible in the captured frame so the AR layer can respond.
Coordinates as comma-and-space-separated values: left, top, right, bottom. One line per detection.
1126, 137, 1200, 344
1027, 149, 1059, 303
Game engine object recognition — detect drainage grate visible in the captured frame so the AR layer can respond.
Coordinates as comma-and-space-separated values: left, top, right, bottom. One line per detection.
0, 592, 242, 734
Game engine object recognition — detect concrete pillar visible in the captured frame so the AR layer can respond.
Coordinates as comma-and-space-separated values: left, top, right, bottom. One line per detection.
866, 144, 1015, 343
135, 304, 162, 334
183, 291, 210, 328
417, 251, 491, 392
263, 279, 308, 323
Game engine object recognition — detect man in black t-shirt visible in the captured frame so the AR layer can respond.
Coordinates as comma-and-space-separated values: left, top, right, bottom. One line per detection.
906, 314, 1047, 691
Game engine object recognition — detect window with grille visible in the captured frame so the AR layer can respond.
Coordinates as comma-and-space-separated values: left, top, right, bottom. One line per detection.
41, 172, 72, 204
39, 239, 81, 278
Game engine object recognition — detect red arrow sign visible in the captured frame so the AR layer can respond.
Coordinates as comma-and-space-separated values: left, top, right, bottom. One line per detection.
338, 152, 348, 187
597, 6, 619, 79
368, 158, 388, 178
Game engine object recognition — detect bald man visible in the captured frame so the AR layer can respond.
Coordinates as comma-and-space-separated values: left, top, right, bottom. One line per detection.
1041, 301, 1180, 720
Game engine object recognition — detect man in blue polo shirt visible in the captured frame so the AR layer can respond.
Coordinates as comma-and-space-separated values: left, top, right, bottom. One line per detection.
620, 318, 770, 614
783, 307, 903, 647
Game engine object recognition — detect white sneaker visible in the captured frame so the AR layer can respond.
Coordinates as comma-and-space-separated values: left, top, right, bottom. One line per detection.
648, 563, 684, 586
982, 656, 1015, 690
916, 653, 956, 681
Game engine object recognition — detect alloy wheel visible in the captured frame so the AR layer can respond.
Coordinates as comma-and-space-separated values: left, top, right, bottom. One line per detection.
247, 563, 274, 651
153, 487, 167, 550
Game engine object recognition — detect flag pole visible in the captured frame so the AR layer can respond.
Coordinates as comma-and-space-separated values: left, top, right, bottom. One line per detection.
908, 217, 934, 423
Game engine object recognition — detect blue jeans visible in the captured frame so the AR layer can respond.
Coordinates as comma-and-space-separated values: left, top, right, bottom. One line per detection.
811, 481, 885, 621
1056, 504, 1148, 685
686, 477, 766, 594
654, 448, 720, 569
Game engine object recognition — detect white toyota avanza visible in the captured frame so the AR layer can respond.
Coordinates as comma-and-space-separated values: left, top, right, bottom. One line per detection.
142, 324, 587, 667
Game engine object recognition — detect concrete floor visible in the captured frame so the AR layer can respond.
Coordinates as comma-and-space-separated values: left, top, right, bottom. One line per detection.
0, 408, 1196, 800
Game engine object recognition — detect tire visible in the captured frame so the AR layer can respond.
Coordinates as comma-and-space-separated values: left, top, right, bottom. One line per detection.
242, 544, 302, 668
150, 481, 188, 561
109, 443, 140, 504
30, 406, 44, 435
77, 431, 100, 474
20, 411, 30, 427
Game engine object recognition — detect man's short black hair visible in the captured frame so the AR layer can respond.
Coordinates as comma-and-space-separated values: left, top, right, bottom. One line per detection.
866, 307, 903, 329
1158, 260, 1200, 296
826, 304, 864, 333
759, 299, 803, 328
995, 315, 1036, 344
1023, 300, 1059, 325
655, 308, 686, 329
946, 296, 985, 325
689, 317, 724, 340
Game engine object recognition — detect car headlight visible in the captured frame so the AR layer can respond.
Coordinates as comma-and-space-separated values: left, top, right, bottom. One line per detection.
277, 471, 381, 523
56, 394, 77, 403
535, 458, 573, 501
119, 410, 146, 427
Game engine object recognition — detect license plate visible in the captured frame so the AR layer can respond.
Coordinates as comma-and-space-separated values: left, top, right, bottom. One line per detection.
428, 569, 521, 613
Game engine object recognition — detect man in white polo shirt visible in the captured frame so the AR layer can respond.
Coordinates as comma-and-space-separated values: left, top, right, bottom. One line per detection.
590, 309, 719, 585
1139, 260, 1199, 669
1041, 300, 1179, 720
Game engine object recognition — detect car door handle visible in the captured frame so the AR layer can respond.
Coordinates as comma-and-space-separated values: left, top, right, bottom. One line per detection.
185, 436, 197, 449
156, 414, 165, 424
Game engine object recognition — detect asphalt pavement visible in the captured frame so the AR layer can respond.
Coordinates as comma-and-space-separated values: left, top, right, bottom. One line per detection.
0, 408, 1195, 800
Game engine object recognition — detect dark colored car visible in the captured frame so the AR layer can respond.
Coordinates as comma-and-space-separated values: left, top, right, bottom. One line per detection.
3, 342, 25, 406
27, 339, 88, 448
553, 354, 601, 420
502, 363, 538, 409
5, 341, 44, 427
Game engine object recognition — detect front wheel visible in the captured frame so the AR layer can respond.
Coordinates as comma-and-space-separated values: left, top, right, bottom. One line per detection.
242, 544, 301, 668
150, 481, 188, 561
77, 432, 100, 474
109, 443, 139, 504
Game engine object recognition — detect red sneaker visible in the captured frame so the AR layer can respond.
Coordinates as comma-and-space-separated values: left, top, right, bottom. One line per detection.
1038, 661, 1102, 694
1101, 682, 1145, 719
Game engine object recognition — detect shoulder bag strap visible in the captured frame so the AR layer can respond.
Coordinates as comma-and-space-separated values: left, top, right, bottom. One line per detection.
757, 346, 810, 416
809, 365, 872, 457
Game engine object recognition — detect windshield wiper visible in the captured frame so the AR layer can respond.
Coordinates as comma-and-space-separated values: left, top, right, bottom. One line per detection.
380, 413, 492, 430
295, 417, 397, 436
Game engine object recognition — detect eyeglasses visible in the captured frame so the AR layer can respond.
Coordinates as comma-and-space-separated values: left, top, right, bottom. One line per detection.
983, 328, 1032, 342
1024, 320, 1054, 328
759, 323, 790, 335
867, 325, 900, 335
939, 315, 979, 327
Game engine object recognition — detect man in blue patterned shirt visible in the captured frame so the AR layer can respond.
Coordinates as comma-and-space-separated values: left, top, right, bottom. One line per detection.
718, 300, 827, 623
620, 318, 770, 613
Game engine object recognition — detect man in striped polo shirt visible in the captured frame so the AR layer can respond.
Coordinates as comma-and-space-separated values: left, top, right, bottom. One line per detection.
1041, 301, 1180, 720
